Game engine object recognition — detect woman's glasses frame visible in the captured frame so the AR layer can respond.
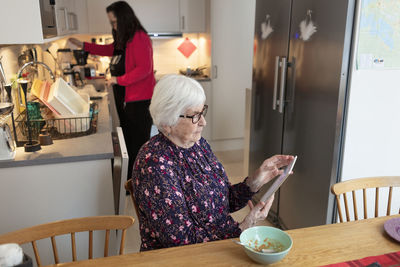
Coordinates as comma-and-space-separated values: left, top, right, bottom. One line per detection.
179, 105, 208, 124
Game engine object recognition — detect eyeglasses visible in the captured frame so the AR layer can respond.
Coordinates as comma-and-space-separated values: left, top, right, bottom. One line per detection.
179, 105, 208, 124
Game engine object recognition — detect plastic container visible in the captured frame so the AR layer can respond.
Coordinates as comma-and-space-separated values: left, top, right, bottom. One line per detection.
47, 78, 87, 115
54, 92, 90, 133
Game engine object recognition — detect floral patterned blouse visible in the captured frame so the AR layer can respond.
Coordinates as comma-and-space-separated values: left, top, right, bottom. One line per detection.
132, 133, 255, 251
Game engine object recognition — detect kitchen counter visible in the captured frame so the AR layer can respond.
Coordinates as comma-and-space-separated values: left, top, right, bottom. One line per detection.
0, 94, 119, 265
155, 73, 211, 82
0, 96, 113, 168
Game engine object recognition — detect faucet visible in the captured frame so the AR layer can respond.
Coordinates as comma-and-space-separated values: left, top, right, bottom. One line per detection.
17, 61, 55, 82
16, 61, 56, 107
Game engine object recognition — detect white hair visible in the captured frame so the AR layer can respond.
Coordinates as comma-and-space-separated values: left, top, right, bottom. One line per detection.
150, 74, 206, 130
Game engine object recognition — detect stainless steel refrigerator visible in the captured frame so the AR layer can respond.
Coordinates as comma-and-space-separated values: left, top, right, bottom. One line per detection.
249, 0, 356, 229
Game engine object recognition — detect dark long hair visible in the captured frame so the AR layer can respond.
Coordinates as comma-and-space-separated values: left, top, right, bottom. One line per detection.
106, 1, 147, 49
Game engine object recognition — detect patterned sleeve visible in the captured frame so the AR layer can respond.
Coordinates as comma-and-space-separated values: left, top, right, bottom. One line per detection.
134, 155, 215, 247
201, 138, 255, 213
227, 178, 255, 213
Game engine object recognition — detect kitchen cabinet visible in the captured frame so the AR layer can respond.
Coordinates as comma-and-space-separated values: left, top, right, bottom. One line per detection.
87, 0, 180, 34
0, 0, 87, 44
86, 0, 205, 34
131, 0, 181, 33
56, 0, 84, 35
0, 0, 44, 44
180, 0, 206, 33
210, 0, 255, 144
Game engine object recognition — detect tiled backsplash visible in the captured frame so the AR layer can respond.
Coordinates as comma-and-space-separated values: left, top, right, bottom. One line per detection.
152, 33, 211, 76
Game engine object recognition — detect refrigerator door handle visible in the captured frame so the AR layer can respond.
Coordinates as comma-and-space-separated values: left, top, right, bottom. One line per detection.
278, 57, 287, 113
273, 56, 280, 110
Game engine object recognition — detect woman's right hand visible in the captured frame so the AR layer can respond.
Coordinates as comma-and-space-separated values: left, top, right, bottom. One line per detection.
68, 38, 83, 48
239, 194, 274, 231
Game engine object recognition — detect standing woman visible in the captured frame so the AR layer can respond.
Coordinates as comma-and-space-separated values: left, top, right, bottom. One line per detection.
69, 1, 155, 180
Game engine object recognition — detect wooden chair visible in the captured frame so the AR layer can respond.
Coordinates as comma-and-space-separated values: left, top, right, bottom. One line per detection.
125, 179, 140, 216
331, 176, 400, 223
0, 215, 134, 266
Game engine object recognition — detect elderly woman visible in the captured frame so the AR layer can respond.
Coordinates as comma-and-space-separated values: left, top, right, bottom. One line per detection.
132, 75, 294, 251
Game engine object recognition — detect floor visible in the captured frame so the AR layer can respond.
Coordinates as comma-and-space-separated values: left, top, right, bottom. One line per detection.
123, 149, 271, 253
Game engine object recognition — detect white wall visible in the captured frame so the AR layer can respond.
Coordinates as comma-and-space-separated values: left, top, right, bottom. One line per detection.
341, 68, 400, 219
340, 1, 400, 220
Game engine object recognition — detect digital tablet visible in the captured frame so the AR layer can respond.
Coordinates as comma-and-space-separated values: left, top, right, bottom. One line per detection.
260, 156, 297, 203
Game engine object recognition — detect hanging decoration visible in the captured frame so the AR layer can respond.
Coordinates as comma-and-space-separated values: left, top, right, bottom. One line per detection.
299, 9, 317, 41
177, 37, 197, 58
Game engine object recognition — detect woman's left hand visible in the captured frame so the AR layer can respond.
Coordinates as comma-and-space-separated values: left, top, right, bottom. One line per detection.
246, 155, 295, 192
106, 76, 117, 87
239, 194, 275, 231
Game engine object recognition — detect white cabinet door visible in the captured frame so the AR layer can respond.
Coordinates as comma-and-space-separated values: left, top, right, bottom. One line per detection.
210, 0, 255, 140
73, 0, 89, 34
0, 0, 44, 44
87, 0, 180, 34
86, 0, 114, 34
180, 0, 206, 33
55, 0, 70, 35
129, 0, 180, 33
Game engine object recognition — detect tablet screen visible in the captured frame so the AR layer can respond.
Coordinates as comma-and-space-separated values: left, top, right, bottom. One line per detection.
259, 156, 297, 203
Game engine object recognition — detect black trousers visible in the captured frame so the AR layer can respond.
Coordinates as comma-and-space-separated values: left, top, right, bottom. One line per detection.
113, 85, 126, 127
122, 99, 152, 180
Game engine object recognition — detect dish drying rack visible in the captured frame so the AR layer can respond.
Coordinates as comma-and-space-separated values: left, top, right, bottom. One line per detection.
13, 102, 98, 147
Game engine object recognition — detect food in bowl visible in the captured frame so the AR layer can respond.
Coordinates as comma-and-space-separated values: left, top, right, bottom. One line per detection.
248, 237, 285, 253
240, 226, 292, 264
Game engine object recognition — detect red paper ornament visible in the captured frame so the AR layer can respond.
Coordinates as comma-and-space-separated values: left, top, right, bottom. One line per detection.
177, 37, 197, 58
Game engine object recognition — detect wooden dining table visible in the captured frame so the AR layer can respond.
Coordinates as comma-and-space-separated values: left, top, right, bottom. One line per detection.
52, 215, 400, 266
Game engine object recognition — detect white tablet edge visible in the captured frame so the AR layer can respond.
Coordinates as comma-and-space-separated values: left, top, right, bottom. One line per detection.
259, 156, 297, 203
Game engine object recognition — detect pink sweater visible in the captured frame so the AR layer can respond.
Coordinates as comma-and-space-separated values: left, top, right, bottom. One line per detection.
84, 31, 155, 102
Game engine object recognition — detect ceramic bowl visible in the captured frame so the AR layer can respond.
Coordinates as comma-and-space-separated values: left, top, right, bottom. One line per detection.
240, 226, 292, 264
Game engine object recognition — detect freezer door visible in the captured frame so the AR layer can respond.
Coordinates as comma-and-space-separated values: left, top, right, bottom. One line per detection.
279, 0, 355, 229
249, 0, 292, 216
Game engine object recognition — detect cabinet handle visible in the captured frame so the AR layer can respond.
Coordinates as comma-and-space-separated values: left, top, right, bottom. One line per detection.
63, 8, 69, 31
272, 56, 279, 110
213, 65, 218, 79
68, 12, 78, 31
278, 57, 287, 113
181, 16, 185, 30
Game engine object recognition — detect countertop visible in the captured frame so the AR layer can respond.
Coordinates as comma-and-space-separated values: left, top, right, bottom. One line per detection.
0, 96, 114, 168
155, 73, 211, 82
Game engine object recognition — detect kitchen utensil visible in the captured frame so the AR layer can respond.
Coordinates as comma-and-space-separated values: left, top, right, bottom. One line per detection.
232, 240, 277, 253
179, 66, 207, 76
18, 79, 41, 152
0, 123, 16, 160
0, 103, 14, 115
39, 129, 53, 146
4, 84, 18, 145
0, 56, 7, 85
63, 69, 76, 87
73, 50, 89, 66
239, 226, 292, 264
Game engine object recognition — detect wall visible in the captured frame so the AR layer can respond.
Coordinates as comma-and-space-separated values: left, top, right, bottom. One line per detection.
340, 68, 400, 219
340, 1, 400, 220
153, 33, 211, 76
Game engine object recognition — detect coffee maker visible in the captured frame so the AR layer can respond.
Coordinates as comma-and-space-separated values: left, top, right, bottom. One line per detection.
57, 49, 85, 87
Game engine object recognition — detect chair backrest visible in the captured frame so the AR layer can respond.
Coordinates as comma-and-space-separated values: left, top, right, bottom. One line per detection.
331, 176, 400, 223
125, 179, 140, 217
0, 215, 134, 266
